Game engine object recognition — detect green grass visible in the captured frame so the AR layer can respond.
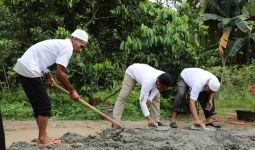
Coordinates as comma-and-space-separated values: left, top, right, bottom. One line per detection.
1, 82, 255, 121
213, 84, 255, 116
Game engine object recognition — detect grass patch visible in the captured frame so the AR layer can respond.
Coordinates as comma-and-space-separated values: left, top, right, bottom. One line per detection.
1, 80, 255, 121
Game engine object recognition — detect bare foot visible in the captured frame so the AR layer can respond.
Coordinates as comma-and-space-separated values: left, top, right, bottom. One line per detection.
37, 137, 61, 148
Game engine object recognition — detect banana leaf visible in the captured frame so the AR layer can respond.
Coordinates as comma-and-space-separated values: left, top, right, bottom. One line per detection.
225, 38, 246, 57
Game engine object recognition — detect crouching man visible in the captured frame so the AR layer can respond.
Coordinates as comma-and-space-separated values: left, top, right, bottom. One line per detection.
170, 68, 221, 128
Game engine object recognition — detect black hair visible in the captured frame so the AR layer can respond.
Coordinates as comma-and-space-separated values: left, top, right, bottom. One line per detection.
157, 73, 172, 87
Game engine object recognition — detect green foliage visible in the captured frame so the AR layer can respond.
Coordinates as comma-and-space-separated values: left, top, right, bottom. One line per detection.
209, 61, 255, 87
116, 2, 190, 62
113, 1, 207, 80
68, 57, 124, 98
203, 62, 255, 113
216, 84, 255, 110
0, 0, 209, 93
244, 0, 255, 17
0, 88, 102, 120
3, 61, 255, 120
225, 38, 246, 57
0, 86, 142, 120
0, 5, 22, 68
2, 0, 255, 121
2, 102, 32, 119
1, 89, 33, 119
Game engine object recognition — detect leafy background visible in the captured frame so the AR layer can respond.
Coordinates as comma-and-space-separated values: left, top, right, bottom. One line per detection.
0, 0, 255, 120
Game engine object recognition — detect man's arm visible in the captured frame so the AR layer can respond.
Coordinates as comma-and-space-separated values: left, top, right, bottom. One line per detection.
140, 84, 158, 127
189, 99, 203, 126
55, 64, 80, 101
140, 96, 157, 127
205, 92, 214, 111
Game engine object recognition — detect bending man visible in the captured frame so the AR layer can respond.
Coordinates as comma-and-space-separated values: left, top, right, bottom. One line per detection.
113, 63, 172, 128
170, 68, 221, 128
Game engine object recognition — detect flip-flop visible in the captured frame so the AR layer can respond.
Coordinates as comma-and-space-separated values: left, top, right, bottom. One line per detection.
190, 124, 216, 132
155, 126, 170, 131
37, 139, 61, 148
205, 122, 221, 128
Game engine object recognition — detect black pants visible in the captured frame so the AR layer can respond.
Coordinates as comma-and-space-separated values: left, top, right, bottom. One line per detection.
0, 112, 5, 150
18, 74, 52, 118
172, 76, 215, 119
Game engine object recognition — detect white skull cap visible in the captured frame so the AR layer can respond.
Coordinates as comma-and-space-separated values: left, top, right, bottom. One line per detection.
208, 78, 220, 92
71, 29, 88, 42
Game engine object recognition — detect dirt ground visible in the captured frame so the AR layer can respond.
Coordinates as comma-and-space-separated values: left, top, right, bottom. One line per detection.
4, 113, 255, 150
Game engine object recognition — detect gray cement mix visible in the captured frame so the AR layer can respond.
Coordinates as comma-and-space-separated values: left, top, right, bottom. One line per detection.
7, 128, 255, 150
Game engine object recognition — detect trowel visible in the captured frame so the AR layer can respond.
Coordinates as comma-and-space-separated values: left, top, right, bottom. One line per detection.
155, 126, 170, 131
190, 124, 216, 131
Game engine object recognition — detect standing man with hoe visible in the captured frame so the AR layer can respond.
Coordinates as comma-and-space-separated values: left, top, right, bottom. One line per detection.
112, 63, 172, 128
170, 68, 221, 129
13, 29, 88, 148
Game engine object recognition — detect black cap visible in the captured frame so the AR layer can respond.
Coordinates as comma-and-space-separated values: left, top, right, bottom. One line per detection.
157, 73, 172, 87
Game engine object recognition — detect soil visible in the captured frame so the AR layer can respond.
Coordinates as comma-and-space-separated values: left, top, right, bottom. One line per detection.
4, 113, 255, 150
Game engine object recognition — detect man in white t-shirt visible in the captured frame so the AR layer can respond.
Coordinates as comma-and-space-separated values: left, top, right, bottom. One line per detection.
13, 29, 88, 148
112, 63, 172, 128
170, 68, 221, 128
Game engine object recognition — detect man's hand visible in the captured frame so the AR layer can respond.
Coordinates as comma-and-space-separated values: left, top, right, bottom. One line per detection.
48, 78, 56, 88
146, 115, 158, 128
194, 119, 203, 127
205, 100, 213, 111
70, 90, 80, 101
46, 73, 56, 88
190, 99, 203, 127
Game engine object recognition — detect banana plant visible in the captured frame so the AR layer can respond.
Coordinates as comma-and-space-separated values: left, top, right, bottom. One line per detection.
200, 0, 255, 83
200, 0, 255, 62
202, 13, 254, 59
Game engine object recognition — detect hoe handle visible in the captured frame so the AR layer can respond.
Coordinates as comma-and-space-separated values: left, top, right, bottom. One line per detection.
55, 84, 121, 127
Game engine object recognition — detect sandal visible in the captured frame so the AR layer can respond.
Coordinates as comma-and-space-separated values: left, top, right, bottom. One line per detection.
205, 122, 221, 128
170, 122, 178, 128
157, 122, 167, 126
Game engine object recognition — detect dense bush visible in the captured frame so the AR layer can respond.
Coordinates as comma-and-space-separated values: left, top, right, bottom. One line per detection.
208, 62, 255, 111
1, 0, 255, 120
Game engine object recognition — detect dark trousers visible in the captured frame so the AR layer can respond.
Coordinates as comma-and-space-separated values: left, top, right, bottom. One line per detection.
18, 74, 52, 118
172, 76, 215, 119
0, 112, 6, 150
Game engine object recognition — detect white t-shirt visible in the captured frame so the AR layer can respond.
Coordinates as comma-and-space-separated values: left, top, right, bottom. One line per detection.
180, 68, 218, 101
14, 39, 73, 77
126, 63, 164, 117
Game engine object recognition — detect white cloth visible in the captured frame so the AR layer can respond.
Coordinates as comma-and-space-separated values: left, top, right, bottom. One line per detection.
180, 68, 218, 101
125, 63, 164, 117
14, 39, 73, 77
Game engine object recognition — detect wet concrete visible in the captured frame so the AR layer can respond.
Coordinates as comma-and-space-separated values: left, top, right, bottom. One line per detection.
7, 128, 255, 150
